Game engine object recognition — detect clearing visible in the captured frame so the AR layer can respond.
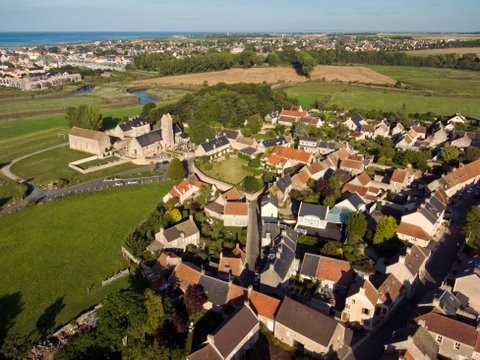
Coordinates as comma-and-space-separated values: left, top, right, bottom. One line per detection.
134, 65, 396, 87
197, 157, 254, 185
0, 181, 174, 341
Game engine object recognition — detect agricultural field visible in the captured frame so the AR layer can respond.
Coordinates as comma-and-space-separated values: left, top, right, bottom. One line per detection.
198, 157, 254, 185
405, 47, 480, 56
133, 65, 396, 87
0, 180, 174, 340
283, 66, 480, 119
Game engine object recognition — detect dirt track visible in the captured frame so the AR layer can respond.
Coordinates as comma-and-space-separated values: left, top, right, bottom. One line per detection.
134, 65, 396, 87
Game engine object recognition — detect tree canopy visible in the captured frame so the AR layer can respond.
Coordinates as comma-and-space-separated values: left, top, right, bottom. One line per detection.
167, 158, 186, 180
346, 212, 367, 244
373, 216, 397, 245
66, 105, 102, 130
464, 206, 480, 249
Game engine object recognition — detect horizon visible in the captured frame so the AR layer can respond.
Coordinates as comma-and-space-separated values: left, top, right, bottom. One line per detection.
1, 0, 479, 33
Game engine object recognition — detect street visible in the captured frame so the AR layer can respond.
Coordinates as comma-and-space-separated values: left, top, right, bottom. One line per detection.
246, 200, 261, 272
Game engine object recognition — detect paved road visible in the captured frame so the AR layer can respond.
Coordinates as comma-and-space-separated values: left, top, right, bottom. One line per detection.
0, 142, 69, 182
246, 200, 261, 272
352, 190, 477, 360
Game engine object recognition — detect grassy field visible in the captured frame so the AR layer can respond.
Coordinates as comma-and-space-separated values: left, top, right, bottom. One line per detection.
199, 157, 254, 185
283, 68, 480, 119
368, 65, 480, 96
10, 147, 144, 186
0, 181, 174, 341
0, 175, 26, 208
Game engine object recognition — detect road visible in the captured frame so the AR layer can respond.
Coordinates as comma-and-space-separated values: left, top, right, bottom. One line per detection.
246, 200, 261, 272
0, 142, 69, 182
352, 190, 477, 360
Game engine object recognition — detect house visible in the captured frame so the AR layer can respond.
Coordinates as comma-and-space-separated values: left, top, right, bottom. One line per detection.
343, 114, 367, 132
169, 262, 202, 291
438, 159, 480, 197
274, 175, 292, 204
295, 202, 342, 240
248, 288, 281, 332
341, 274, 404, 331
260, 193, 278, 223
299, 116, 322, 128
199, 274, 231, 309
218, 243, 248, 283
412, 126, 427, 140
453, 255, 480, 313
257, 136, 287, 152
107, 116, 150, 139
195, 136, 231, 157
223, 202, 249, 227
389, 165, 417, 192
427, 121, 448, 148
451, 133, 473, 148
339, 155, 365, 175
386, 245, 431, 297
391, 122, 405, 138
68, 127, 111, 155
262, 145, 313, 172
445, 113, 467, 132
187, 305, 259, 360
326, 193, 366, 224
279, 108, 308, 121
291, 162, 329, 190
374, 119, 390, 138
218, 129, 240, 142
298, 137, 319, 153
163, 178, 199, 205
299, 254, 354, 292
359, 124, 375, 140
384, 325, 439, 360
260, 226, 298, 293
415, 311, 479, 360
317, 141, 337, 155
147, 216, 200, 252
396, 129, 420, 150
397, 188, 448, 246
275, 297, 353, 358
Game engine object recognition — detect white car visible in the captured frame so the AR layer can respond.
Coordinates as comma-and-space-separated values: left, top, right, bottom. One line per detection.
114, 182, 124, 187
126, 180, 139, 185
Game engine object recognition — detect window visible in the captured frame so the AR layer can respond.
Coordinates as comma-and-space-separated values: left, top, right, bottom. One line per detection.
362, 308, 370, 315
436, 335, 443, 343
454, 342, 461, 350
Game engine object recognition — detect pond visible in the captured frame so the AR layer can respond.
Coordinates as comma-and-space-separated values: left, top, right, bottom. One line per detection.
130, 90, 158, 104
67, 85, 94, 97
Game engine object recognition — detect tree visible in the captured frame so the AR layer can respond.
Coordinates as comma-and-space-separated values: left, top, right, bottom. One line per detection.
195, 185, 212, 207
464, 206, 480, 249
293, 122, 308, 138
141, 102, 156, 123
167, 158, 185, 180
346, 212, 367, 244
463, 147, 480, 164
0, 332, 30, 360
373, 216, 397, 245
266, 53, 281, 66
441, 146, 460, 165
165, 208, 182, 224
144, 289, 164, 334
244, 114, 263, 135
66, 105, 102, 130
184, 284, 207, 316
243, 176, 262, 193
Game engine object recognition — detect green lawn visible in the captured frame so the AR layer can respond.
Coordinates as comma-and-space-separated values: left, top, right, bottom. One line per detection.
199, 157, 254, 185
0, 181, 174, 340
11, 147, 143, 187
0, 175, 26, 208
284, 79, 480, 119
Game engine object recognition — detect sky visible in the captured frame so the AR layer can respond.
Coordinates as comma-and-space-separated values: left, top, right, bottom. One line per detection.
1, 0, 479, 33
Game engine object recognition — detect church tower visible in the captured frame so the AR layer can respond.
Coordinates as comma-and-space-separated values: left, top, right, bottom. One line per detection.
161, 113, 174, 148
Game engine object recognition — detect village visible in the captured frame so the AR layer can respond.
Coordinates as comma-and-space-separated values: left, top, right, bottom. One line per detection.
62, 104, 480, 360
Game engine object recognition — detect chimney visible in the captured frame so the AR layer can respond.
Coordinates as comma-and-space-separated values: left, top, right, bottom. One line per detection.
180, 232, 185, 238
235, 243, 240, 250
200, 266, 205, 275
247, 285, 253, 297
219, 251, 223, 259
398, 255, 406, 264
207, 334, 214, 345
189, 214, 193, 220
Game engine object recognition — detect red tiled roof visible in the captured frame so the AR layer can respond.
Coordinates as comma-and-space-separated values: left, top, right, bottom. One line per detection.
391, 169, 407, 184
442, 160, 480, 189
342, 183, 368, 197
356, 172, 371, 186
340, 158, 364, 171
219, 257, 244, 276
222, 187, 243, 201
224, 202, 248, 216
308, 161, 325, 175
280, 109, 307, 118
376, 274, 404, 305
316, 257, 354, 287
412, 126, 427, 135
398, 222, 431, 241
249, 290, 281, 320
415, 311, 477, 346
170, 263, 201, 291
271, 145, 311, 163
228, 284, 248, 306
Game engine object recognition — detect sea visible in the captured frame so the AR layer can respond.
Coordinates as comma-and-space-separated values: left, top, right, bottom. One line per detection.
0, 32, 205, 48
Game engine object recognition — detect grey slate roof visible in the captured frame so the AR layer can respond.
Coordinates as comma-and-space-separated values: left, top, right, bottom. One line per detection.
351, 114, 365, 126
261, 193, 278, 208
199, 275, 230, 306
275, 297, 343, 347
239, 147, 257, 156
276, 175, 292, 193
317, 141, 336, 150
173, 122, 183, 135
201, 136, 230, 153
162, 217, 200, 243
119, 117, 148, 131
262, 137, 287, 148
300, 253, 320, 277
298, 202, 328, 220
218, 129, 239, 140
136, 129, 162, 148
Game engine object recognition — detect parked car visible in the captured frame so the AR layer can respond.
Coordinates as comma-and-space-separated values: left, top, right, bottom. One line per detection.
126, 180, 139, 185
114, 181, 124, 187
